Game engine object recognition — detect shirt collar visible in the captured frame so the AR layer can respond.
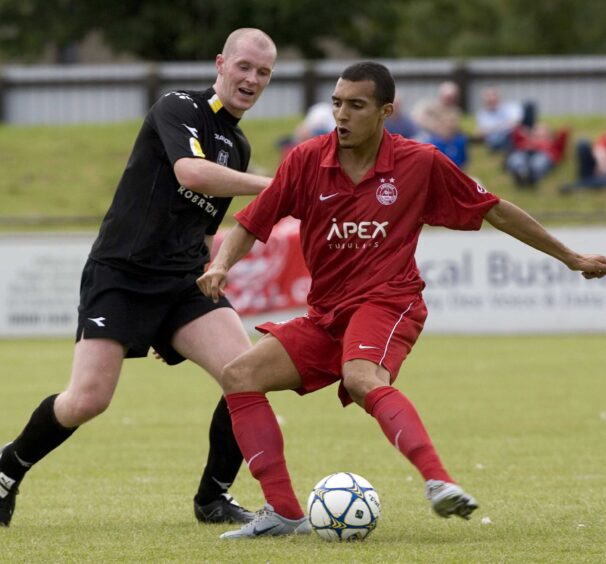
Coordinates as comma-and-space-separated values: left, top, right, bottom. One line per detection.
206, 87, 241, 126
320, 129, 394, 173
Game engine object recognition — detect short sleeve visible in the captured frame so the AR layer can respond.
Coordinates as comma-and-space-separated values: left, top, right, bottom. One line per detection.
234, 149, 302, 243
150, 92, 206, 165
421, 148, 499, 230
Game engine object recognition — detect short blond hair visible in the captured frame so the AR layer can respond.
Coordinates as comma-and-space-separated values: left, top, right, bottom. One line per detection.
222, 28, 276, 60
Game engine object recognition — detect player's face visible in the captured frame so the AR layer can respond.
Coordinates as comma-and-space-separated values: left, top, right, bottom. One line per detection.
215, 38, 276, 118
331, 79, 392, 149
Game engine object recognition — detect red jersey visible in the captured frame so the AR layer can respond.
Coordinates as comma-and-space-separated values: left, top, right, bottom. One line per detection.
235, 130, 499, 325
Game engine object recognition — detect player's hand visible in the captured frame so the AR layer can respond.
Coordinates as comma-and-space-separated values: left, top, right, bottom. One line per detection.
197, 262, 229, 303
151, 349, 166, 363
568, 253, 606, 279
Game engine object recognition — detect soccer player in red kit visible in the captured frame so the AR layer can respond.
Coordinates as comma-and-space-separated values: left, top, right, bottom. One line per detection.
200, 62, 606, 539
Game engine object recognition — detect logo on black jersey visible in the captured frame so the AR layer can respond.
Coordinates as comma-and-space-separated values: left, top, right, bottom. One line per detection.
182, 123, 199, 138
164, 91, 198, 109
214, 133, 234, 148
177, 187, 218, 217
217, 150, 229, 167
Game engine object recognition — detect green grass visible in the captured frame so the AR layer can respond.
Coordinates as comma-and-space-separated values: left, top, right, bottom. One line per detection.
0, 117, 298, 229
1, 335, 605, 563
1, 114, 606, 230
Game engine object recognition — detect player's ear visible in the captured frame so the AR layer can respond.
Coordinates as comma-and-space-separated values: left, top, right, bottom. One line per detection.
382, 103, 394, 120
216, 54, 225, 75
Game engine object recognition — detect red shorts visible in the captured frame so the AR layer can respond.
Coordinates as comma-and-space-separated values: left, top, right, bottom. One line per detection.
256, 295, 428, 406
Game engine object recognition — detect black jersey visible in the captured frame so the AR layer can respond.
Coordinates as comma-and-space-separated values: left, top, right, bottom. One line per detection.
89, 87, 251, 275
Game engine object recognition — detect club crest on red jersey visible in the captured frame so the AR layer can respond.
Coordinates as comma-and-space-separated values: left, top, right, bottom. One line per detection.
376, 178, 398, 205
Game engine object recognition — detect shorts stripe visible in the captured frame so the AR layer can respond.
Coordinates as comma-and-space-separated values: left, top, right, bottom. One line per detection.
379, 301, 414, 367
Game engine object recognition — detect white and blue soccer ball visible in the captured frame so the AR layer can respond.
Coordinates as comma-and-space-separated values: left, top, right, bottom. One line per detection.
307, 472, 381, 541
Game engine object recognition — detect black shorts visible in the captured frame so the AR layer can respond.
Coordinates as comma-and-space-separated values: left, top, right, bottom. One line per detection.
76, 259, 232, 365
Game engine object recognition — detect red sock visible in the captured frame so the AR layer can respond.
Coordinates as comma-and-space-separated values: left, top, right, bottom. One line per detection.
365, 386, 453, 483
225, 392, 304, 519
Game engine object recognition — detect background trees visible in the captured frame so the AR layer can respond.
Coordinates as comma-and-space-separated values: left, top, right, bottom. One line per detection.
0, 0, 605, 62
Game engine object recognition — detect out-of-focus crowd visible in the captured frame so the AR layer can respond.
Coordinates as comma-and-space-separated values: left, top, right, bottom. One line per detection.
277, 82, 606, 195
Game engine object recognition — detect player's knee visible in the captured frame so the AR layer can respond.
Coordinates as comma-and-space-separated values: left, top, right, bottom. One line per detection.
221, 357, 256, 393
63, 391, 111, 424
342, 372, 368, 406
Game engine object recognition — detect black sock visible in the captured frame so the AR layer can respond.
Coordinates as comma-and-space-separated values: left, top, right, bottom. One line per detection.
195, 396, 244, 505
0, 394, 78, 482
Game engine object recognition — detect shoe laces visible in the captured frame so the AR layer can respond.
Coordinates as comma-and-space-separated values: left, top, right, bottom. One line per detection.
252, 504, 273, 522
426, 479, 445, 495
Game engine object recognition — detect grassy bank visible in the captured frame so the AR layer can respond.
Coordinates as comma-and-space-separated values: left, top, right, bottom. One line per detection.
1, 114, 606, 229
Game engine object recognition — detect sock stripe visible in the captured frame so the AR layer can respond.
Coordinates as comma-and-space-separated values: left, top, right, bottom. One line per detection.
394, 429, 403, 450
247, 450, 265, 468
13, 450, 33, 468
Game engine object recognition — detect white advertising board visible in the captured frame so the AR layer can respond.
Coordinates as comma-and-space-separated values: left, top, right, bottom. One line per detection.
0, 233, 93, 337
417, 227, 606, 333
0, 227, 605, 337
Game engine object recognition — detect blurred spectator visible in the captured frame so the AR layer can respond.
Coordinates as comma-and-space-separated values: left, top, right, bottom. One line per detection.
559, 134, 606, 194
505, 123, 569, 187
411, 81, 462, 141
292, 102, 336, 142
384, 93, 419, 139
475, 87, 537, 152
428, 112, 469, 169
475, 87, 522, 151
277, 102, 335, 160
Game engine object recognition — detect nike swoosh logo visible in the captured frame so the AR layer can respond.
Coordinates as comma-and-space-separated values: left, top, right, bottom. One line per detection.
358, 344, 380, 350
319, 193, 338, 201
254, 524, 280, 536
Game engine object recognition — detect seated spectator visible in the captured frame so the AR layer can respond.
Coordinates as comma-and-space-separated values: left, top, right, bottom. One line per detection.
505, 123, 569, 187
292, 102, 336, 143
475, 87, 538, 152
559, 134, 606, 194
475, 87, 523, 152
384, 93, 419, 139
411, 81, 462, 141
277, 102, 336, 161
428, 112, 469, 169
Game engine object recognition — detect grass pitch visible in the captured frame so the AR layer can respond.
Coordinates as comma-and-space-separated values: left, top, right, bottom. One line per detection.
1, 334, 605, 563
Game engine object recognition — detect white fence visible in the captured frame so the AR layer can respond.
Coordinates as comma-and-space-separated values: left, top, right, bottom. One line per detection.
2, 56, 606, 124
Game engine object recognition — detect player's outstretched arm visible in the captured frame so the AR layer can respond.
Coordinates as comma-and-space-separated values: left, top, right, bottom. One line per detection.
484, 199, 606, 279
174, 157, 272, 197
197, 224, 258, 302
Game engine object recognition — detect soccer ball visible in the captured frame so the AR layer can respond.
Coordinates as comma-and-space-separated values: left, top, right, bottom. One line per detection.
307, 472, 381, 541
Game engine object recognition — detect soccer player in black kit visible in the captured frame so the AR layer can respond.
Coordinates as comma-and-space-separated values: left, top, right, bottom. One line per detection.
0, 28, 277, 527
